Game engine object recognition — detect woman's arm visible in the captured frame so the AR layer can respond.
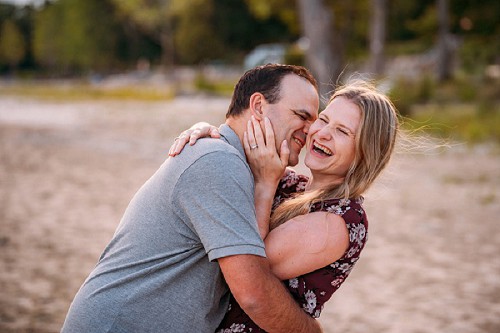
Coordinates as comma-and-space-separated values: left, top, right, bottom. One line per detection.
243, 116, 289, 239
245, 119, 345, 282
170, 118, 289, 239
169, 121, 348, 280
168, 122, 220, 156
264, 211, 350, 280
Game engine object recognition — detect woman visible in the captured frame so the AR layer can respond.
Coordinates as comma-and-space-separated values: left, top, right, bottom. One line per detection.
171, 81, 399, 332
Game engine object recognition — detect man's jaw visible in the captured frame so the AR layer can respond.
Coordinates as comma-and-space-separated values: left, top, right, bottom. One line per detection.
291, 135, 305, 149
287, 135, 305, 167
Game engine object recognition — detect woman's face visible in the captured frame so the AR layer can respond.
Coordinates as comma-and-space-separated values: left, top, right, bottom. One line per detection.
304, 96, 361, 183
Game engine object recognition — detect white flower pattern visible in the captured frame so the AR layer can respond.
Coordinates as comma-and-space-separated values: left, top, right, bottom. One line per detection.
217, 170, 368, 332
331, 277, 344, 287
302, 290, 317, 314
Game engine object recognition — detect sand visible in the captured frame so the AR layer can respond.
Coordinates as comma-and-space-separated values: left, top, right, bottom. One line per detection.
0, 95, 499, 333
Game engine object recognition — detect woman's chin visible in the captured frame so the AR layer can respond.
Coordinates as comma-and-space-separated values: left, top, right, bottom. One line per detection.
303, 156, 319, 173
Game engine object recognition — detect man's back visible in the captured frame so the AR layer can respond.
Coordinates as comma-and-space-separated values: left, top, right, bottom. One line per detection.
62, 125, 265, 332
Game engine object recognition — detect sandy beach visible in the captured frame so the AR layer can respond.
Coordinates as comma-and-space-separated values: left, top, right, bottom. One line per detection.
0, 95, 499, 333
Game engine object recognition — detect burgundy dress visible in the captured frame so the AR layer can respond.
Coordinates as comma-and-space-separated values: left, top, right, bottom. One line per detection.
216, 169, 369, 333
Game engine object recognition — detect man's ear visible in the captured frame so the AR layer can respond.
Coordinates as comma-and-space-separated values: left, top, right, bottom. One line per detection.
249, 93, 265, 121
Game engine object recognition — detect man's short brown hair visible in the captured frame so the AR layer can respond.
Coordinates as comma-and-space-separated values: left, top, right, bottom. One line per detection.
226, 64, 318, 118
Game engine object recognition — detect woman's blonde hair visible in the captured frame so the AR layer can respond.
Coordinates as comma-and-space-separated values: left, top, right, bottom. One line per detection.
270, 80, 399, 229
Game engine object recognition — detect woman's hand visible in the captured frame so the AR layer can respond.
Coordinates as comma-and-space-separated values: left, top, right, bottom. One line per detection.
168, 122, 220, 156
243, 116, 289, 187
244, 116, 289, 239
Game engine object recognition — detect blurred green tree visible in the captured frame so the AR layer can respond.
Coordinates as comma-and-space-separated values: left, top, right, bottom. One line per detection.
450, 0, 500, 75
0, 18, 26, 71
214, 0, 293, 59
5, 0, 496, 78
32, 2, 62, 69
111, 0, 295, 66
110, 0, 175, 67
33, 0, 121, 73
169, 0, 223, 64
245, 0, 299, 34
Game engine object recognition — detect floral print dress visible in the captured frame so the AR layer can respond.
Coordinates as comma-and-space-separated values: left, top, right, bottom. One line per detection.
216, 169, 368, 333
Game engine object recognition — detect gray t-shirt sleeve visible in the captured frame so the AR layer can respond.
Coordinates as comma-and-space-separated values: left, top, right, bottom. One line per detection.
173, 151, 266, 261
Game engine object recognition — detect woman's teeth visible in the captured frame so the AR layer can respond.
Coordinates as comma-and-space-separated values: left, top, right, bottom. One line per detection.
313, 142, 332, 156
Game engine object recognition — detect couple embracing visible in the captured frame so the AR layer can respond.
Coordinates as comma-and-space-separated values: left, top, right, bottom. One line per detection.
62, 64, 399, 333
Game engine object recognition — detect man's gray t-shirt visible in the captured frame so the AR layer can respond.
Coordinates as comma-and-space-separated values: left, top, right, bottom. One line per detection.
62, 125, 266, 333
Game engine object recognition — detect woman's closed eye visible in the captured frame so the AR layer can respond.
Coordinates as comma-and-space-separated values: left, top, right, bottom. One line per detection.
336, 127, 349, 135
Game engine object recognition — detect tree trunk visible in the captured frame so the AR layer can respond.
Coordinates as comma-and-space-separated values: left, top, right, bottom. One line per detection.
369, 0, 386, 75
159, 26, 175, 69
437, 0, 452, 81
297, 0, 340, 100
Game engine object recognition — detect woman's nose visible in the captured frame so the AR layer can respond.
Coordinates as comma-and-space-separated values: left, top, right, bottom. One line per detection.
316, 125, 333, 140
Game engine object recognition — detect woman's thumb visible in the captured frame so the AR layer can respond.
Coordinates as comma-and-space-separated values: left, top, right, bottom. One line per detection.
280, 140, 290, 166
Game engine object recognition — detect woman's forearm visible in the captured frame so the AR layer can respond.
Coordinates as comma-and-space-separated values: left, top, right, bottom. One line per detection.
254, 181, 278, 239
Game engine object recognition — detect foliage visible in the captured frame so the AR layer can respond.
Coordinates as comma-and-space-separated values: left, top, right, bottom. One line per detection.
110, 0, 174, 65
406, 102, 500, 144
0, 0, 497, 88
170, 0, 223, 64
459, 36, 500, 75
391, 72, 500, 144
245, 0, 300, 35
0, 18, 25, 69
387, 0, 435, 40
33, 0, 121, 73
215, 0, 293, 54
389, 72, 499, 114
111, 0, 172, 31
193, 71, 236, 96
0, 81, 175, 101
388, 76, 436, 116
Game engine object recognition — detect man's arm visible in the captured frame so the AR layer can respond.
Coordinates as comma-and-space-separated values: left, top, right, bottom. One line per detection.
219, 254, 323, 333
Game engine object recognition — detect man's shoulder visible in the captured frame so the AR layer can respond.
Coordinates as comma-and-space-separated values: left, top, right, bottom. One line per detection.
186, 138, 247, 167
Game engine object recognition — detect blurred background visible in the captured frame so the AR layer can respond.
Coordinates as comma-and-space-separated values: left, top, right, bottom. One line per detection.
0, 0, 499, 332
0, 0, 498, 114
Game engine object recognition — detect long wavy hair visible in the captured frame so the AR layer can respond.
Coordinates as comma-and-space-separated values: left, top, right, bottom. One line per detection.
270, 80, 399, 229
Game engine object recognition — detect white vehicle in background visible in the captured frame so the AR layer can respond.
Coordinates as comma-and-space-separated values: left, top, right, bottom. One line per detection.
243, 43, 286, 69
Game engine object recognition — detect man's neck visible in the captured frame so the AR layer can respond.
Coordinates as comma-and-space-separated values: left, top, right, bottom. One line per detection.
225, 114, 252, 147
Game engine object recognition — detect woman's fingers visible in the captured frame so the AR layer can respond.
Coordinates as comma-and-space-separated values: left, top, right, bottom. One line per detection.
243, 131, 251, 153
209, 127, 221, 138
188, 129, 202, 145
169, 124, 221, 157
263, 117, 276, 149
251, 116, 266, 148
279, 140, 290, 166
244, 116, 286, 186
189, 126, 220, 144
246, 118, 258, 150
169, 132, 190, 156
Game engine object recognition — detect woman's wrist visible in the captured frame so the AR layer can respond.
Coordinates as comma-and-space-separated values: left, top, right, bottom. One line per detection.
254, 181, 278, 199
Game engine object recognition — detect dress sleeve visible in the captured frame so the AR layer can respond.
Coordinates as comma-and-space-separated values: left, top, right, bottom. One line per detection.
173, 151, 266, 261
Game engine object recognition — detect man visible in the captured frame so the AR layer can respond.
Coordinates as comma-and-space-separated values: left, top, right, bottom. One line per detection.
62, 64, 321, 332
